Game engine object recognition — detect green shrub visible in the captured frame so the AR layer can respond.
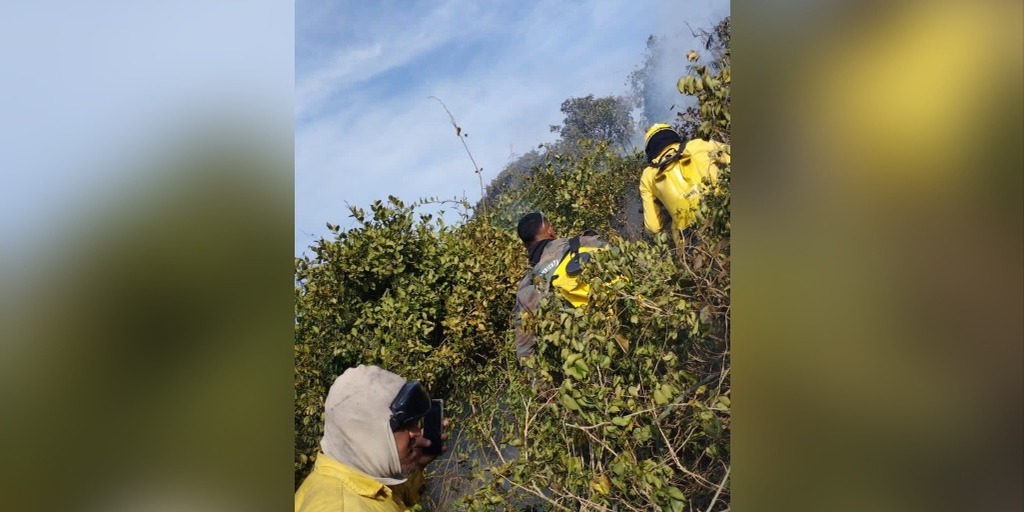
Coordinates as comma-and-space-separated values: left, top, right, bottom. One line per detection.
455, 230, 730, 511
294, 198, 522, 487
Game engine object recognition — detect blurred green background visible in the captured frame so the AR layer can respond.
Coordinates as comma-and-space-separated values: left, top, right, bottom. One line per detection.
0, 3, 295, 511
732, 1, 1022, 511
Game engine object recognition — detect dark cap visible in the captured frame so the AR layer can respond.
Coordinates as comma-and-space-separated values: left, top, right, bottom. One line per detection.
644, 125, 682, 163
517, 212, 546, 244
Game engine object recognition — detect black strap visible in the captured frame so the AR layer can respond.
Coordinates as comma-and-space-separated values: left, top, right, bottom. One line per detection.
545, 236, 581, 285
566, 236, 581, 256
563, 237, 590, 278
654, 147, 686, 178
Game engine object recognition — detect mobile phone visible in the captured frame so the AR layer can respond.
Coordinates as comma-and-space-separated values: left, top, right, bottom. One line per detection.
422, 399, 444, 455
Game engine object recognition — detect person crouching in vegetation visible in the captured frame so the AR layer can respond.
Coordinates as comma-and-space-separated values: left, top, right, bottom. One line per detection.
295, 365, 448, 511
512, 212, 608, 360
639, 123, 730, 253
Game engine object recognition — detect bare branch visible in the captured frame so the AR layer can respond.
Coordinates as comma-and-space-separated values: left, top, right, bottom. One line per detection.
428, 96, 487, 220
703, 464, 730, 512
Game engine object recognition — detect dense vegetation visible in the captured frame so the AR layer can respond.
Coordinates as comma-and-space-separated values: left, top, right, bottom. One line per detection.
296, 17, 732, 511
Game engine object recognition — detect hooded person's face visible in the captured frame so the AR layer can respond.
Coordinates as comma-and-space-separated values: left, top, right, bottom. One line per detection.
319, 365, 413, 485
393, 422, 425, 475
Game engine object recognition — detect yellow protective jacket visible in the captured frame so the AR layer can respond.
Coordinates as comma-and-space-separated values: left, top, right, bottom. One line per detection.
639, 139, 730, 234
295, 454, 423, 512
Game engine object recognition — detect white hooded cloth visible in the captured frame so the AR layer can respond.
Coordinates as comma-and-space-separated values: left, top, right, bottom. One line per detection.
319, 365, 407, 485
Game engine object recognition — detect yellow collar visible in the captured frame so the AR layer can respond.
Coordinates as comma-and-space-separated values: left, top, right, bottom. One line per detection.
314, 454, 393, 500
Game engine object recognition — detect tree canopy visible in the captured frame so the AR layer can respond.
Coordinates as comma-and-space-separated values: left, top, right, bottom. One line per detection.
549, 94, 634, 148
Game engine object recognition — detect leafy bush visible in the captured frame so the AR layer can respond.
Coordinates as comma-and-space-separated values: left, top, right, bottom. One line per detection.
455, 231, 730, 511
676, 16, 732, 144
484, 139, 638, 238
295, 166, 731, 511
294, 198, 522, 487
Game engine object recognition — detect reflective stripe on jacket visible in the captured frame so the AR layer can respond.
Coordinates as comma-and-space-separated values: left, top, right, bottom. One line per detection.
513, 235, 604, 358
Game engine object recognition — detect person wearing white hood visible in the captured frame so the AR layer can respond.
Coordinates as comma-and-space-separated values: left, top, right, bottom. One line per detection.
295, 365, 448, 511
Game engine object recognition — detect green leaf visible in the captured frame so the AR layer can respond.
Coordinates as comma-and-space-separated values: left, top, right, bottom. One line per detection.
667, 486, 686, 502
561, 394, 581, 411
653, 388, 668, 405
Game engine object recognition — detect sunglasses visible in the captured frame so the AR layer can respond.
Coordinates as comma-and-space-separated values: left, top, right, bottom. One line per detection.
389, 380, 431, 432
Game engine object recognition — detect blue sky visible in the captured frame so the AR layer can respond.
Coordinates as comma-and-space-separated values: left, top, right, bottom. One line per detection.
295, 0, 730, 256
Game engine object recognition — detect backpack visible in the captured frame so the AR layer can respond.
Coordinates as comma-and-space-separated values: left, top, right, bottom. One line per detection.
513, 234, 613, 358
548, 235, 606, 308
653, 145, 686, 177
648, 141, 727, 232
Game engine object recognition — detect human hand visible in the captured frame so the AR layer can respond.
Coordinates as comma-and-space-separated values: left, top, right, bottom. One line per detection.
411, 419, 450, 470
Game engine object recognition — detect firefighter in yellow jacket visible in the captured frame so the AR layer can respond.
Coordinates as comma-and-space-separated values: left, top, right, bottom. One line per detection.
295, 365, 449, 511
639, 123, 730, 237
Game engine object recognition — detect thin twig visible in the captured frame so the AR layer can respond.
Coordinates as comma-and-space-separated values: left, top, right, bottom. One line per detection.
716, 366, 730, 395
565, 406, 659, 430
654, 414, 717, 490
703, 464, 730, 512
496, 474, 574, 511
652, 411, 683, 474
658, 372, 720, 421
428, 96, 487, 220
487, 435, 508, 465
565, 422, 620, 459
